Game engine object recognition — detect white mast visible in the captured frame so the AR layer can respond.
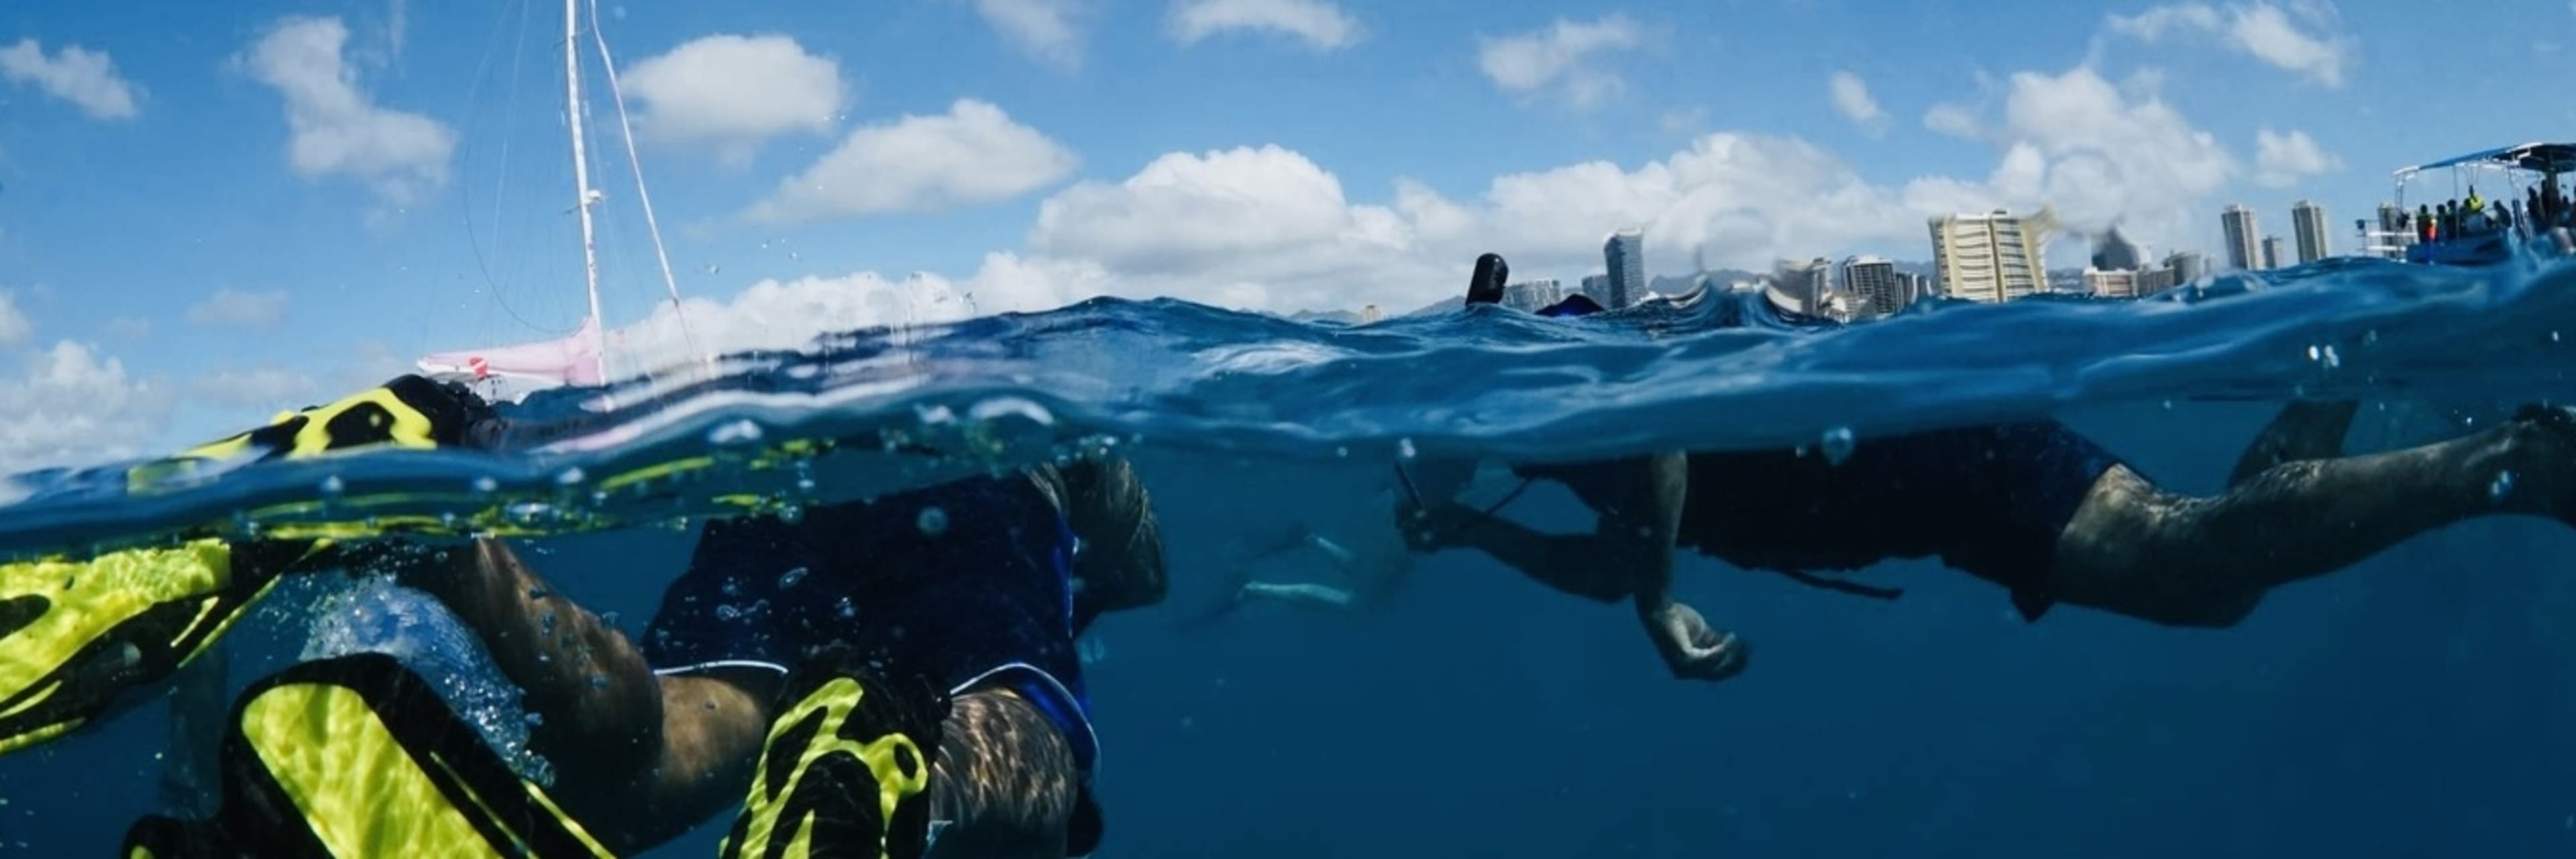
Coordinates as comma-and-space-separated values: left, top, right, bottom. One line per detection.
564, 0, 607, 386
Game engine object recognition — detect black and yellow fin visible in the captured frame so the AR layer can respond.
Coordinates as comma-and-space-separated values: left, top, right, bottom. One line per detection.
124, 374, 495, 497
720, 650, 949, 859
0, 538, 323, 757
121, 652, 615, 858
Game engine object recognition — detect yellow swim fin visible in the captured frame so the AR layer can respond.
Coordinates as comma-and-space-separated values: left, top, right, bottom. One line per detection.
121, 652, 615, 858
720, 650, 948, 859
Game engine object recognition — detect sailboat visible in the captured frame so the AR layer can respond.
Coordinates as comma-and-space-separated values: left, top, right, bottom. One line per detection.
415, 0, 704, 402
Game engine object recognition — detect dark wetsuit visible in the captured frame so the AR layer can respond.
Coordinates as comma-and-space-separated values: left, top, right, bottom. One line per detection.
641, 471, 1104, 836
1521, 291, 2124, 618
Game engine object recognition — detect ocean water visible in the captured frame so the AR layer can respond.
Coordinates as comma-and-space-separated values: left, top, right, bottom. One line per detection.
2, 254, 2576, 856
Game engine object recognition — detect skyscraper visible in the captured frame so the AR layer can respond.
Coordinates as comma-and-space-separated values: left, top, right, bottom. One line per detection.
1603, 229, 1645, 309
2220, 204, 2261, 270
2165, 250, 2210, 285
1838, 255, 1906, 317
1928, 207, 2056, 303
1501, 279, 1563, 311
2291, 199, 2330, 263
2090, 226, 2143, 271
1580, 274, 1611, 302
2261, 236, 2286, 270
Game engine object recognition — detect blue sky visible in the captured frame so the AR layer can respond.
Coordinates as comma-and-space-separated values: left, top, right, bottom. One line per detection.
0, 0, 2567, 468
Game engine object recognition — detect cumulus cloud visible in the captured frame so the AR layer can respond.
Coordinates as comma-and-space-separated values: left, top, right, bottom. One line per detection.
2253, 128, 2342, 187
746, 99, 1077, 223
1477, 15, 1642, 110
983, 62, 2246, 314
626, 34, 845, 161
2106, 1, 2352, 87
0, 292, 32, 348
1168, 0, 1362, 50
1828, 70, 1886, 129
0, 342, 166, 472
971, 0, 1085, 71
186, 288, 290, 327
241, 15, 458, 204
0, 38, 140, 120
610, 253, 1111, 368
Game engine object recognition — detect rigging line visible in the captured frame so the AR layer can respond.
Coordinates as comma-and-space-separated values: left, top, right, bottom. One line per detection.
563, 0, 608, 388
586, 0, 706, 377
457, 0, 572, 337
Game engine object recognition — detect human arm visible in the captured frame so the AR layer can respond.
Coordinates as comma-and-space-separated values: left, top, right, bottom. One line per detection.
1406, 452, 1748, 681
1041, 454, 1169, 633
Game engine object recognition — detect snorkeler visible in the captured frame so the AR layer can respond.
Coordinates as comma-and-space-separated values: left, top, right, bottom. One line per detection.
1401, 252, 2576, 683
49, 374, 1168, 858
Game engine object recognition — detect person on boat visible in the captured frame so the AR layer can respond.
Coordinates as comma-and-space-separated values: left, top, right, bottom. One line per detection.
148, 377, 1173, 858
1395, 252, 2576, 683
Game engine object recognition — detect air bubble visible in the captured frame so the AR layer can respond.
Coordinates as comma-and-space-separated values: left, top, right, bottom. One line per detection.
319, 475, 345, 497
1819, 426, 1857, 466
918, 506, 949, 536
708, 419, 763, 446
716, 605, 743, 621
1397, 438, 1417, 460
777, 504, 805, 525
472, 476, 500, 495
779, 566, 810, 589
555, 467, 586, 487
2491, 470, 2518, 502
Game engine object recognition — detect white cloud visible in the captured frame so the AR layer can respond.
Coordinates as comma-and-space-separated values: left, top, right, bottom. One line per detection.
1658, 107, 1707, 135
195, 368, 323, 409
241, 16, 458, 204
0, 341, 166, 472
1923, 102, 1981, 139
991, 62, 2246, 314
1168, 0, 1361, 50
746, 99, 1077, 223
0, 38, 141, 120
186, 288, 290, 327
1477, 15, 1642, 110
2106, 1, 2351, 87
611, 253, 1111, 368
2253, 128, 2342, 187
626, 35, 846, 162
105, 317, 151, 340
0, 292, 32, 348
971, 0, 1085, 71
1829, 70, 1886, 128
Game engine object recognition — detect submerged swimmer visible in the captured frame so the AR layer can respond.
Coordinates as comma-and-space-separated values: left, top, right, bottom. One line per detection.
1209, 481, 1419, 618
1402, 253, 2576, 683
150, 376, 1171, 858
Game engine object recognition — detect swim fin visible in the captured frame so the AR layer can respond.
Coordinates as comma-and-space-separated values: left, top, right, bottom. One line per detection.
0, 538, 323, 757
0, 374, 493, 758
720, 648, 948, 859
120, 652, 615, 858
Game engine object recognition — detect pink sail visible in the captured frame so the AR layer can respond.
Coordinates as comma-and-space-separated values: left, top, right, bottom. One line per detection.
415, 315, 606, 388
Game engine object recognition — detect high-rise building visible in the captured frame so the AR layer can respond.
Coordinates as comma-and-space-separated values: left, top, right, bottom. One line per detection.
2291, 199, 2330, 264
1929, 207, 2057, 303
2165, 251, 2210, 285
1838, 255, 1907, 317
2261, 236, 2286, 270
2091, 226, 2143, 271
1578, 274, 1611, 303
1501, 279, 1563, 311
2083, 268, 2140, 299
1603, 229, 1645, 309
2220, 204, 2261, 270
1357, 304, 1384, 324
1769, 257, 1835, 316
2136, 266, 2179, 296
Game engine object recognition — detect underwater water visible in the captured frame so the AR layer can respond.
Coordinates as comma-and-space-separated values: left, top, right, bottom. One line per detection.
3, 254, 2576, 856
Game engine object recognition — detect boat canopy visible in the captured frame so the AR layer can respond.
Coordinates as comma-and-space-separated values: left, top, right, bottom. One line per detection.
2394, 142, 2576, 181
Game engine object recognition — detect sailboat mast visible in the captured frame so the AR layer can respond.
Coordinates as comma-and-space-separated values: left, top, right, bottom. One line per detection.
564, 0, 608, 385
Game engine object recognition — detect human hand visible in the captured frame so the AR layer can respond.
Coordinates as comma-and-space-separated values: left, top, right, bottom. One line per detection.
1646, 601, 1750, 683
1393, 498, 1485, 551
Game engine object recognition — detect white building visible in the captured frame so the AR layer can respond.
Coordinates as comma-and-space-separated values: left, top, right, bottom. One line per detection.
1929, 207, 2056, 303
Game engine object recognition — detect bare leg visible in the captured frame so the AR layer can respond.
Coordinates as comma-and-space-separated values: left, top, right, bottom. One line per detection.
2053, 408, 2576, 626
2227, 400, 2360, 489
1236, 580, 1362, 613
